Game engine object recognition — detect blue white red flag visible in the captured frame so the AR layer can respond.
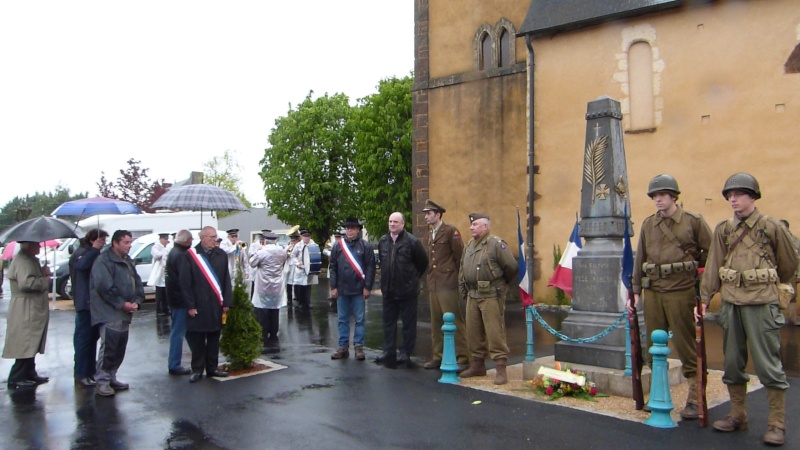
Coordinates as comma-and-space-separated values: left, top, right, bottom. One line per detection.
621, 204, 634, 290
517, 210, 533, 306
547, 220, 583, 297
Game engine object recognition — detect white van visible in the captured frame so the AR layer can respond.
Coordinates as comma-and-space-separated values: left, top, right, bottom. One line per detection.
131, 230, 228, 288
77, 211, 218, 240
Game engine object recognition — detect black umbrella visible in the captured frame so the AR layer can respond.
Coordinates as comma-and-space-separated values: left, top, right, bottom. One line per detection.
0, 216, 84, 244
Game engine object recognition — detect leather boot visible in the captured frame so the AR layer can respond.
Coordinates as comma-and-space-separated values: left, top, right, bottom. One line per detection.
679, 376, 699, 420
764, 388, 786, 446
493, 358, 508, 385
713, 384, 748, 432
459, 358, 487, 378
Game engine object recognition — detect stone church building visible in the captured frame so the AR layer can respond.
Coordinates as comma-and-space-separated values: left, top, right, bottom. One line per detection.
412, 0, 800, 302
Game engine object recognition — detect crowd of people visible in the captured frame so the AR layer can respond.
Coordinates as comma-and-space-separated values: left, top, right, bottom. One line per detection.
3, 171, 793, 445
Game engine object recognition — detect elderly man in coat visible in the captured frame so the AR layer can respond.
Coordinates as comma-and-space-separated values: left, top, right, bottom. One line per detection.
179, 226, 233, 383
3, 241, 52, 389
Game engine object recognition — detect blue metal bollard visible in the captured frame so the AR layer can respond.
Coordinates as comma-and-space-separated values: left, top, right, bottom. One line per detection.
438, 312, 460, 384
645, 329, 676, 428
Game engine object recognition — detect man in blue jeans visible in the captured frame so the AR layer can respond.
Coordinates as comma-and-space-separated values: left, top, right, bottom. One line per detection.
329, 217, 376, 360
165, 229, 193, 375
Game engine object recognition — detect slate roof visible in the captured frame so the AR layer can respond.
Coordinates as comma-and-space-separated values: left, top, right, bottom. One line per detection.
518, 0, 684, 38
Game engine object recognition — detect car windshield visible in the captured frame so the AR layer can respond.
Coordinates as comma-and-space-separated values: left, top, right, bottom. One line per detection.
130, 241, 145, 256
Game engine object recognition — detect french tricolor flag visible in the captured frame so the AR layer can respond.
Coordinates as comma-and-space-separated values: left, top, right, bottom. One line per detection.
517, 210, 533, 306
548, 221, 583, 297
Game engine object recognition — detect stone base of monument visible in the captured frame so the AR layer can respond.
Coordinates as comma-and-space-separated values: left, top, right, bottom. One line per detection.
522, 355, 684, 398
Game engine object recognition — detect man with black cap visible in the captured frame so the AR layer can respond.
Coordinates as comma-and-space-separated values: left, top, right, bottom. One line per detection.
329, 217, 376, 360
376, 212, 428, 368
149, 233, 171, 315
699, 173, 798, 445
290, 229, 319, 310
458, 213, 518, 385
220, 228, 248, 285
421, 199, 468, 372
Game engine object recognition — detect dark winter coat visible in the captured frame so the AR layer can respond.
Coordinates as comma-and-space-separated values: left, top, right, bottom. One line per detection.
377, 229, 428, 300
72, 246, 101, 312
90, 249, 145, 326
179, 243, 233, 332
329, 237, 376, 296
166, 243, 190, 309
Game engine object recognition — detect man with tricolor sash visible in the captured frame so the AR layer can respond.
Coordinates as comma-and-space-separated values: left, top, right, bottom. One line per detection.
179, 226, 233, 383
329, 217, 376, 361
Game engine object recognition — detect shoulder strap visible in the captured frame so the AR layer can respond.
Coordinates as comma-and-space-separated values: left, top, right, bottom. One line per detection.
656, 220, 690, 257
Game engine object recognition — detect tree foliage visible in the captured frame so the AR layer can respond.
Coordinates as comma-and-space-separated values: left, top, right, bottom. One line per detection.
97, 158, 167, 213
0, 185, 88, 232
203, 150, 252, 218
220, 268, 263, 370
352, 75, 413, 239
260, 92, 357, 245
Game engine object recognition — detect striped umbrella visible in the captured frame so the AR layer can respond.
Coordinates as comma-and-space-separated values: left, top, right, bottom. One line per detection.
151, 184, 248, 225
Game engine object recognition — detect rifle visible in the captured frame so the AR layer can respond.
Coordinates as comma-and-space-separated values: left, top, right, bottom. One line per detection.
627, 289, 644, 410
695, 294, 709, 427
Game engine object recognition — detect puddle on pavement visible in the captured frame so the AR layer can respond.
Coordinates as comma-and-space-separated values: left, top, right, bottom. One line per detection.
165, 420, 228, 450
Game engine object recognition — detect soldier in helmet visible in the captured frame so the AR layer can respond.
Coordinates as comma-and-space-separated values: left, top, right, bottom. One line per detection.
699, 173, 798, 446
631, 174, 712, 419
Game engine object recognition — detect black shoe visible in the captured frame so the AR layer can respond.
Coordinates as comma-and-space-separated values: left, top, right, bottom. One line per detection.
189, 372, 203, 383
110, 380, 129, 391
8, 380, 37, 389
374, 351, 394, 365
76, 377, 96, 387
169, 367, 192, 376
208, 370, 229, 378
30, 375, 49, 384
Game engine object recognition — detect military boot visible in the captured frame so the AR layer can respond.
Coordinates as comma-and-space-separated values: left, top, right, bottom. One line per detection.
459, 359, 487, 378
713, 384, 748, 432
764, 388, 786, 446
679, 376, 700, 420
493, 358, 508, 385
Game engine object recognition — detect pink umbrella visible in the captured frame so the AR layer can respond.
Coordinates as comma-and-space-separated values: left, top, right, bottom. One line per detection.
1, 240, 60, 260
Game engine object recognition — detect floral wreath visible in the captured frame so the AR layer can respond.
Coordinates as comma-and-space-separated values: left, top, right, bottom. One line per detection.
531, 362, 601, 401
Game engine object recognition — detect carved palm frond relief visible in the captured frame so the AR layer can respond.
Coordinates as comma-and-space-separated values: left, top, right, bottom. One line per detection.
583, 135, 608, 203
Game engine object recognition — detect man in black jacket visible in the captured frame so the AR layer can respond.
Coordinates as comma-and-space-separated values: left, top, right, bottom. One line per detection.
329, 217, 376, 361
165, 229, 193, 376
376, 212, 428, 368
179, 226, 233, 383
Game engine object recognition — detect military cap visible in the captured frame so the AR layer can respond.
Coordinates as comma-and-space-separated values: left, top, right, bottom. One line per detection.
299, 229, 311, 236
469, 213, 489, 222
422, 199, 446, 213
263, 232, 279, 240
226, 228, 239, 236
158, 233, 170, 239
261, 229, 272, 234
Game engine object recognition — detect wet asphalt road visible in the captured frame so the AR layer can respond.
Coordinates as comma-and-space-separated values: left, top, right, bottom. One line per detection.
1, 278, 799, 449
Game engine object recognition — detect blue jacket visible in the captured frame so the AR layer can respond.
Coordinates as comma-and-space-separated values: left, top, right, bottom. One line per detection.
329, 237, 375, 296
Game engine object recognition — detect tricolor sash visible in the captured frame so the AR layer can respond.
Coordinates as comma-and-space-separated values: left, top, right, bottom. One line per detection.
341, 238, 365, 281
188, 248, 224, 306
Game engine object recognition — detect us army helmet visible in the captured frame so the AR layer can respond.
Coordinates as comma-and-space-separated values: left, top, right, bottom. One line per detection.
647, 174, 681, 198
722, 173, 761, 200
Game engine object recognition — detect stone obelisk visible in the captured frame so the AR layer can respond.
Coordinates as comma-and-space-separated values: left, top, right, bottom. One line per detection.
553, 96, 633, 370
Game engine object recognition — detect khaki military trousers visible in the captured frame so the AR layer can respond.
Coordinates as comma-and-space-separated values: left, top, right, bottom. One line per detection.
430, 288, 469, 364
643, 287, 697, 379
466, 295, 509, 361
718, 301, 789, 390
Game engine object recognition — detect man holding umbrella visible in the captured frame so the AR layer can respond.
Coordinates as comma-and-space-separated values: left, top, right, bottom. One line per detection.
3, 241, 52, 389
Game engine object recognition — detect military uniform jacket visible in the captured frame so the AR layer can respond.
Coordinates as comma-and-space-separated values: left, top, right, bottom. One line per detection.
423, 222, 463, 291
632, 206, 712, 294
459, 233, 518, 299
700, 209, 799, 306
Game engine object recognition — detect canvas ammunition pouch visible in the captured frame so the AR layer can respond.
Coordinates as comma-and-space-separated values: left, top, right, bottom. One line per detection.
718, 267, 779, 287
642, 261, 698, 280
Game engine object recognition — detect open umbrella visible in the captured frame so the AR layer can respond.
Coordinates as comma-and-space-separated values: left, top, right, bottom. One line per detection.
0, 216, 84, 310
1, 240, 60, 260
52, 196, 142, 216
151, 184, 248, 226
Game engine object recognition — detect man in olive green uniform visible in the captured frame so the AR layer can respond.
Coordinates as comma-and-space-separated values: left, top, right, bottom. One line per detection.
421, 199, 468, 371
631, 174, 712, 419
458, 213, 518, 385
699, 173, 798, 446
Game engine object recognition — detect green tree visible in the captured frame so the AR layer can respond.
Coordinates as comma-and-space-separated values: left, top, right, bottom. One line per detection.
352, 75, 413, 239
203, 150, 252, 218
220, 269, 263, 370
97, 158, 167, 213
0, 185, 88, 231
260, 91, 357, 245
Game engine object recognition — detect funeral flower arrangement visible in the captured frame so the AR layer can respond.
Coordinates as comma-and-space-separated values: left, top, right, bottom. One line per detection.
531, 362, 599, 401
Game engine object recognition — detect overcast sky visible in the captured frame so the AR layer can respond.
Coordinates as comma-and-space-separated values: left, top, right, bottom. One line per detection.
0, 1, 413, 208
